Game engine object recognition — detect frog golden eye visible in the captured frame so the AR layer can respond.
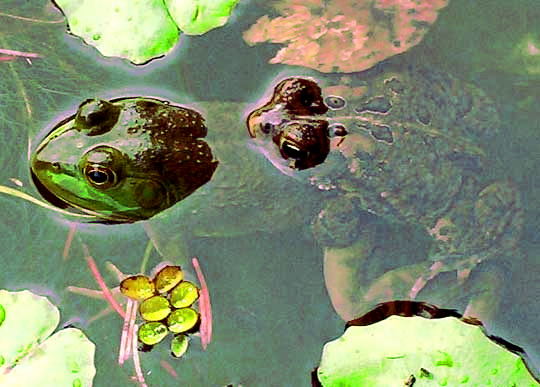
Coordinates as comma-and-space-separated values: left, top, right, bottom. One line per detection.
80, 146, 125, 189
84, 165, 117, 188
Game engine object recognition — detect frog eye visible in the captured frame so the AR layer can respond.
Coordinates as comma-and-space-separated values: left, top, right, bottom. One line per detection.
80, 146, 125, 189
281, 141, 308, 161
75, 99, 121, 136
84, 165, 117, 188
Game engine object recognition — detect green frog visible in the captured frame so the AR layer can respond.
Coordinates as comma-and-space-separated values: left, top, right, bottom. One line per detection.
246, 66, 524, 321
30, 98, 323, 260
31, 97, 218, 223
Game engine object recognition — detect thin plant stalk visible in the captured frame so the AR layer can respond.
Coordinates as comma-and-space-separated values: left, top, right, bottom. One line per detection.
83, 244, 126, 319
118, 299, 134, 365
132, 324, 147, 387
192, 257, 212, 349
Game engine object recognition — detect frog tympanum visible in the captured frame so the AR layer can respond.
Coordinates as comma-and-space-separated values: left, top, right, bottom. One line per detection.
31, 97, 218, 223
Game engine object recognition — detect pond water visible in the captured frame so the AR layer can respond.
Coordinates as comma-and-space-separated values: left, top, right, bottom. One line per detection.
0, 0, 539, 385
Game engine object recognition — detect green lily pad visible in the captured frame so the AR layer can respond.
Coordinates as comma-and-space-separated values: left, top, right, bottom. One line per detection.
53, 0, 239, 64
55, 0, 179, 64
318, 315, 539, 386
165, 0, 239, 35
0, 290, 95, 386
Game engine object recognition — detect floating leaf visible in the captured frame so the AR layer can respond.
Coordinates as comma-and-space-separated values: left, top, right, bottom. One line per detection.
120, 275, 156, 301
54, 0, 180, 64
153, 265, 183, 293
53, 0, 239, 63
171, 334, 189, 358
167, 308, 199, 333
318, 314, 539, 386
138, 322, 169, 346
170, 281, 199, 308
165, 0, 239, 35
0, 290, 95, 386
139, 296, 172, 322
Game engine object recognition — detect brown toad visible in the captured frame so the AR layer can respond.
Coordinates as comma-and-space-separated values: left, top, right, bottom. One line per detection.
247, 66, 524, 320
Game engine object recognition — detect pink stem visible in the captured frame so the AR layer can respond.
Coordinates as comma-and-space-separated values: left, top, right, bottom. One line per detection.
125, 301, 138, 361
83, 244, 126, 319
63, 223, 77, 259
0, 11, 64, 24
192, 257, 212, 349
118, 299, 133, 365
159, 360, 178, 379
0, 49, 41, 58
132, 324, 147, 387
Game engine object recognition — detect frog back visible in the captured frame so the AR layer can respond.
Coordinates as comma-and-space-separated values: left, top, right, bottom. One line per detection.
314, 66, 500, 226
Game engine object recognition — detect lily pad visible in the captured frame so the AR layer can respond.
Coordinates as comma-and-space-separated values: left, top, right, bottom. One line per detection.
0, 290, 96, 387
54, 0, 179, 64
318, 314, 539, 386
165, 0, 239, 35
53, 0, 239, 64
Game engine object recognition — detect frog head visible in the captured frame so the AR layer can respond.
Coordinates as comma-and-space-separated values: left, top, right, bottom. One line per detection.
31, 97, 218, 223
247, 77, 332, 171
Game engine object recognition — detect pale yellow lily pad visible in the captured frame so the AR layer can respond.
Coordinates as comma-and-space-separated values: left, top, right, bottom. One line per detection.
0, 290, 96, 387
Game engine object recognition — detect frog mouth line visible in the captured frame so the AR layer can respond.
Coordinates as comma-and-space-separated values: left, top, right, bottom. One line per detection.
29, 168, 133, 224
30, 168, 74, 211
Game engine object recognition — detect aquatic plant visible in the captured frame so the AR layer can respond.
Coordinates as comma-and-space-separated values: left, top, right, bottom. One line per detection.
0, 289, 96, 386
243, 0, 449, 73
67, 243, 212, 387
53, 0, 240, 63
316, 301, 539, 386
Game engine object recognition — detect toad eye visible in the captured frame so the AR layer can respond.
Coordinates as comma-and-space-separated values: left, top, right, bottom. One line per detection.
281, 141, 308, 161
85, 165, 117, 188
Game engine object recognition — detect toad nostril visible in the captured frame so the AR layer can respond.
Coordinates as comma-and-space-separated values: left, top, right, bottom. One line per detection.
262, 122, 274, 134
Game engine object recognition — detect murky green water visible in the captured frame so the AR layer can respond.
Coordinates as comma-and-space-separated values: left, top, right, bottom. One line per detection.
0, 0, 538, 385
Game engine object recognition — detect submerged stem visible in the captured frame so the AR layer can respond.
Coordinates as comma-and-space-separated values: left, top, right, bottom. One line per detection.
0, 184, 94, 219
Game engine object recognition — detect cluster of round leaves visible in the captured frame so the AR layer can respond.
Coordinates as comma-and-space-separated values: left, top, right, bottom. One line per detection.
120, 265, 200, 358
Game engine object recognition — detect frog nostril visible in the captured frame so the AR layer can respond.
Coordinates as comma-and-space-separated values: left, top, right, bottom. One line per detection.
51, 162, 61, 170
261, 122, 274, 134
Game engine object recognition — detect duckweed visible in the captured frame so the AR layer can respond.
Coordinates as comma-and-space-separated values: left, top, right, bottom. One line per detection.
167, 308, 199, 333
139, 296, 171, 321
120, 275, 156, 301
138, 322, 169, 346
171, 334, 189, 358
154, 265, 183, 293
170, 281, 199, 308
